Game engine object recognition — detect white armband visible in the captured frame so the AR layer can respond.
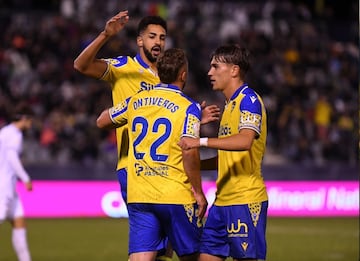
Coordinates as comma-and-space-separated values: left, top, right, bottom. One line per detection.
199, 137, 208, 147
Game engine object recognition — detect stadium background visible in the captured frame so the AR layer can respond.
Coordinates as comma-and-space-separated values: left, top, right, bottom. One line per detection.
0, 0, 358, 172
0, 0, 359, 260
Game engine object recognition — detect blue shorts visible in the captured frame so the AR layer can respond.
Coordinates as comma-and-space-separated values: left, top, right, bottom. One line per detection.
116, 168, 127, 203
200, 201, 268, 260
117, 169, 169, 257
128, 203, 203, 257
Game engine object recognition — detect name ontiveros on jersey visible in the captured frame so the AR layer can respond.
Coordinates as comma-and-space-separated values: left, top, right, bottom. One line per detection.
132, 96, 179, 113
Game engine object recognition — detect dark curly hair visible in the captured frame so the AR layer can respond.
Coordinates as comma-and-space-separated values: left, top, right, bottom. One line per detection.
157, 48, 187, 84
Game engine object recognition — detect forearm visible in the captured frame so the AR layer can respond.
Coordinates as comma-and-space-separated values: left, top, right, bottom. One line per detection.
7, 150, 30, 183
182, 148, 203, 194
96, 109, 116, 129
207, 135, 251, 151
73, 32, 110, 75
204, 129, 256, 151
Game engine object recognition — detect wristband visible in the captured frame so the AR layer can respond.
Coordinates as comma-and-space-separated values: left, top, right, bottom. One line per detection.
199, 137, 208, 147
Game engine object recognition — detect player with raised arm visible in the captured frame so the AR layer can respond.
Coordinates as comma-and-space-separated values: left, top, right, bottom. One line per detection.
74, 11, 168, 203
75, 11, 218, 260
74, 12, 174, 260
74, 10, 218, 205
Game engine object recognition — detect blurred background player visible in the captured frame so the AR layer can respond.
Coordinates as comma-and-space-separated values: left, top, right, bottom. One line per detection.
97, 48, 208, 261
179, 44, 269, 261
0, 103, 34, 261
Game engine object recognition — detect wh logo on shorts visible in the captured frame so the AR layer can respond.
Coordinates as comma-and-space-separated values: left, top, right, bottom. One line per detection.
227, 219, 248, 237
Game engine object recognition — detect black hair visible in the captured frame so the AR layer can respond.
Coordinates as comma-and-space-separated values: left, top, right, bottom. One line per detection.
11, 102, 34, 121
211, 44, 251, 79
137, 16, 167, 35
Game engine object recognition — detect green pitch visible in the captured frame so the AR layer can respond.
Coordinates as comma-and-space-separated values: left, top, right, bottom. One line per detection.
0, 217, 358, 260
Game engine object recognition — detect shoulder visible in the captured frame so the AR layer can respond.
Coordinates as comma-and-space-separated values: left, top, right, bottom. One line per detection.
179, 94, 201, 116
102, 56, 132, 68
0, 125, 21, 146
239, 87, 262, 107
240, 85, 261, 99
0, 124, 19, 136
180, 93, 199, 106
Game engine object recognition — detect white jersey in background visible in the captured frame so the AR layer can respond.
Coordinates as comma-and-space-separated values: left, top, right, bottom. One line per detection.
0, 124, 30, 198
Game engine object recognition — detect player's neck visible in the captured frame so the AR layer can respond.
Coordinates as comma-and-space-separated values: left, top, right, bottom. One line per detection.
12, 121, 24, 131
148, 64, 158, 75
223, 80, 244, 101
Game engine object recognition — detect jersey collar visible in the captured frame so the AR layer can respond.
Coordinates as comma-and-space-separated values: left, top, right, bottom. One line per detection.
229, 83, 248, 101
134, 53, 150, 69
154, 83, 182, 93
134, 53, 158, 76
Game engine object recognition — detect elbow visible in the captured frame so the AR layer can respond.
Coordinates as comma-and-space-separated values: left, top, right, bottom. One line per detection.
96, 116, 105, 129
73, 61, 82, 73
73, 58, 86, 73
96, 109, 113, 129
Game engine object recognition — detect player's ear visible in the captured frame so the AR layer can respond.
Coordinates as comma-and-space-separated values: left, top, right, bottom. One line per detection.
231, 65, 240, 77
180, 64, 188, 82
137, 36, 143, 47
180, 70, 187, 82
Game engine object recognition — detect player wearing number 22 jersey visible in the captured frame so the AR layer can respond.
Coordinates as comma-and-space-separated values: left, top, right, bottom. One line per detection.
108, 82, 204, 258
109, 83, 202, 204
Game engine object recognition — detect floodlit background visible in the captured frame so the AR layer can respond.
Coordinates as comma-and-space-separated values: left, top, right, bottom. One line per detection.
0, 0, 358, 169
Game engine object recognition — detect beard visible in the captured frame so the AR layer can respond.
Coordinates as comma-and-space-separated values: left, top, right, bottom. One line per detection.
143, 47, 157, 63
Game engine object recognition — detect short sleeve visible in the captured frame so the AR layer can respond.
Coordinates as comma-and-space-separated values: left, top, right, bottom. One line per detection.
238, 93, 262, 135
181, 103, 201, 138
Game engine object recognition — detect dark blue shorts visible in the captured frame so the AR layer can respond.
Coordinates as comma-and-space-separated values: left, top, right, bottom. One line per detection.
128, 203, 203, 257
116, 168, 127, 203
200, 201, 268, 260
117, 168, 169, 257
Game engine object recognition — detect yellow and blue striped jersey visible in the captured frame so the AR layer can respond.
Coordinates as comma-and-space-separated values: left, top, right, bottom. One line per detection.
101, 54, 160, 170
109, 83, 202, 204
215, 84, 268, 206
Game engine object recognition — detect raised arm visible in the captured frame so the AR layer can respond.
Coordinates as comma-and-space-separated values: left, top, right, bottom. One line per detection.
73, 10, 129, 78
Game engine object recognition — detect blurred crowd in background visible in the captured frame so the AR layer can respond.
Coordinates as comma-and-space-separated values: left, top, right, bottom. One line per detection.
0, 0, 358, 168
